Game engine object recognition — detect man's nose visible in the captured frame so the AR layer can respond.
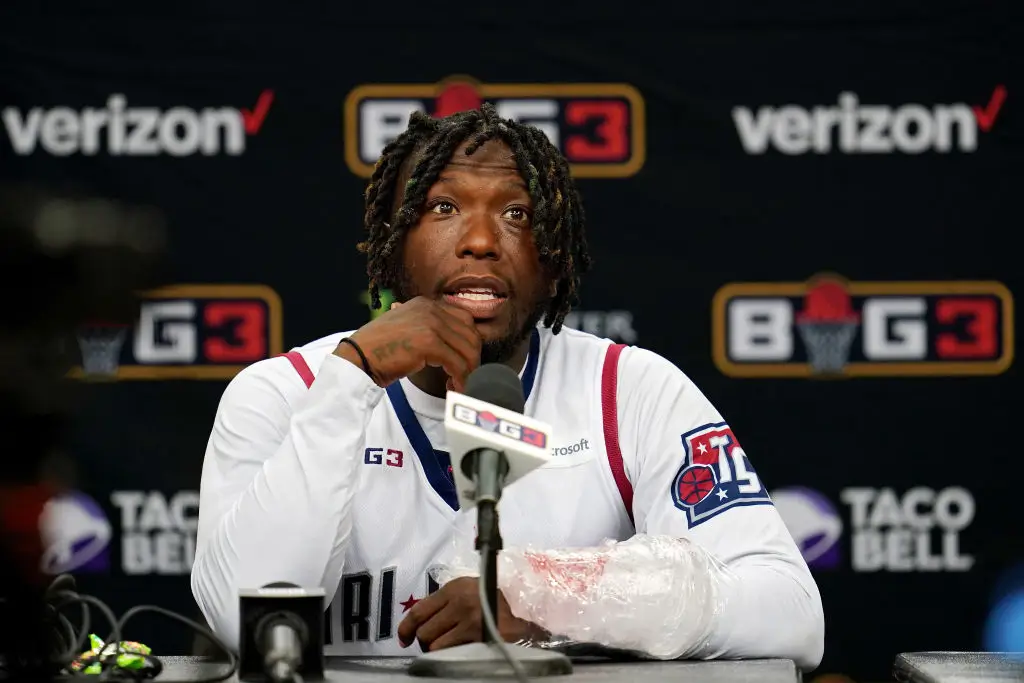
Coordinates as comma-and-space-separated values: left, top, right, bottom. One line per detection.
456, 212, 501, 260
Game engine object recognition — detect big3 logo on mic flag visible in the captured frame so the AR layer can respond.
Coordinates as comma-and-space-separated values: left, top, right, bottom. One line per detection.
343, 75, 646, 179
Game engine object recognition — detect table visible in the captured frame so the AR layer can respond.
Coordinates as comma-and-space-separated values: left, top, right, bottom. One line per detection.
894, 652, 1024, 683
101, 654, 801, 683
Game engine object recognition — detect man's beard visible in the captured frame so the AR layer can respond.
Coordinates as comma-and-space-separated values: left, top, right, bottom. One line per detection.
391, 272, 544, 366
479, 305, 543, 365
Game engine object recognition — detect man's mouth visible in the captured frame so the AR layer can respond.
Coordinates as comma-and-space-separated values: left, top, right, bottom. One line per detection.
451, 289, 501, 302
441, 277, 510, 319
443, 288, 508, 319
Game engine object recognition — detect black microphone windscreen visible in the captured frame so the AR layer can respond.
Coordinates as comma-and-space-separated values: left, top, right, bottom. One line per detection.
464, 364, 525, 414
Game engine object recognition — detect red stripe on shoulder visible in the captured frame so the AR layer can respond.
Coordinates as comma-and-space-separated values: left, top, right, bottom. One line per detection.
601, 342, 634, 527
280, 351, 315, 388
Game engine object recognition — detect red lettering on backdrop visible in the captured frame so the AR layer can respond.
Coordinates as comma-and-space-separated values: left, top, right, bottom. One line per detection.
935, 298, 998, 359
203, 302, 266, 362
565, 100, 629, 161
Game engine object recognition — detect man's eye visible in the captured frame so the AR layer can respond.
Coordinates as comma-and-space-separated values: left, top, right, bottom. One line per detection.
430, 201, 456, 215
503, 207, 530, 222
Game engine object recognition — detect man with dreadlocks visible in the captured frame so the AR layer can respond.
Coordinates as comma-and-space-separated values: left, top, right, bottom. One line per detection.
192, 105, 823, 669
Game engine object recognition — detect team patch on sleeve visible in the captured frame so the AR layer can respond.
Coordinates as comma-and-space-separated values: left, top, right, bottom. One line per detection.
671, 422, 772, 527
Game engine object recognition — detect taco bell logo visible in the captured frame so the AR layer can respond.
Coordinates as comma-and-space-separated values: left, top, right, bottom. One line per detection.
38, 491, 112, 574
772, 487, 843, 569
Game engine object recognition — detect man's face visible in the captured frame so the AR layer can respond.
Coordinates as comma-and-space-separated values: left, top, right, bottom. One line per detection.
395, 138, 550, 364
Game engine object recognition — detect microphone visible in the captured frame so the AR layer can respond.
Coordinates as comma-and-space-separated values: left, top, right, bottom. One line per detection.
409, 365, 570, 679
445, 364, 553, 514
238, 583, 325, 682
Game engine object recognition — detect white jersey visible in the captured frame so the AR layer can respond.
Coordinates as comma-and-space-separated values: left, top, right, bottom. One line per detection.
192, 325, 823, 669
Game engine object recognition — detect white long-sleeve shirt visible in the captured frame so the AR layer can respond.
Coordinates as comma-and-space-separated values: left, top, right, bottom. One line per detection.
192, 325, 823, 668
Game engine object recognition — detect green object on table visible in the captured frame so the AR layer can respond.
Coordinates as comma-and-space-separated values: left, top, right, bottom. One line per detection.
70, 633, 153, 674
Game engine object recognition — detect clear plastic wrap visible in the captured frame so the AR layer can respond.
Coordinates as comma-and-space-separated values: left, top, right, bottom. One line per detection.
430, 534, 729, 659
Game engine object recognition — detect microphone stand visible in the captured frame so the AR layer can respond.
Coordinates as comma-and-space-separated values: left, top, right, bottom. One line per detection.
476, 483, 501, 645
407, 450, 572, 679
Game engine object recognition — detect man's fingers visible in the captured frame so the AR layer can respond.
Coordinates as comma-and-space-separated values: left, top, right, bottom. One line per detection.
436, 300, 477, 328
434, 319, 480, 361
397, 592, 448, 647
423, 346, 469, 391
436, 339, 478, 390
411, 603, 463, 651
428, 620, 478, 652
433, 310, 482, 389
435, 306, 482, 354
425, 323, 481, 392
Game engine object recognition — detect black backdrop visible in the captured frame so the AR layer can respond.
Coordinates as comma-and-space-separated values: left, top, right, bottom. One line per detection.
2, 2, 1022, 680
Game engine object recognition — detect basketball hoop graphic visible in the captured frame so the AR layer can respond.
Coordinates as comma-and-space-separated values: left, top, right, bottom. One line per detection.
796, 278, 860, 374
713, 273, 1013, 379
76, 323, 129, 377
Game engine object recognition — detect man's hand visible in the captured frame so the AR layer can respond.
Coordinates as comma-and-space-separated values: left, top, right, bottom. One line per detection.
334, 296, 481, 391
397, 577, 543, 652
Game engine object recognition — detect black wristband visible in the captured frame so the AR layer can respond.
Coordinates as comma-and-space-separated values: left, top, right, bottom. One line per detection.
338, 337, 373, 377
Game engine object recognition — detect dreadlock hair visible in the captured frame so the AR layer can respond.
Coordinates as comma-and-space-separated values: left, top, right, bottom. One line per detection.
357, 103, 591, 334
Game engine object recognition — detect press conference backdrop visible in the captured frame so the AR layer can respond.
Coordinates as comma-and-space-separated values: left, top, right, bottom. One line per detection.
2, 2, 1020, 681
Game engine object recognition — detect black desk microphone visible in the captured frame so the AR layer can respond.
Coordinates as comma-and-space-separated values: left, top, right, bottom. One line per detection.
255, 601, 307, 681
239, 582, 325, 682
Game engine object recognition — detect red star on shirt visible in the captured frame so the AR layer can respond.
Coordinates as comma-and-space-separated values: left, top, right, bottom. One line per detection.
400, 595, 420, 612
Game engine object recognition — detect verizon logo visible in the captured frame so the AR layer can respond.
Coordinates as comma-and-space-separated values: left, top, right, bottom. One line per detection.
733, 85, 1006, 155
2, 90, 274, 156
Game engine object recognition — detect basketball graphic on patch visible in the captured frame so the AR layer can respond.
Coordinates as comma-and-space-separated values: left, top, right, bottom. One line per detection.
674, 464, 717, 506
673, 421, 773, 527
477, 411, 499, 432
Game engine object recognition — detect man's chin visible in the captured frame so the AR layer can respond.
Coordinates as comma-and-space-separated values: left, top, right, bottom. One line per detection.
479, 324, 537, 366
479, 341, 518, 365
472, 317, 505, 334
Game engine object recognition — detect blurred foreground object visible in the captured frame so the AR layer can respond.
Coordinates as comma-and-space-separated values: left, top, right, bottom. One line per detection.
0, 185, 166, 680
